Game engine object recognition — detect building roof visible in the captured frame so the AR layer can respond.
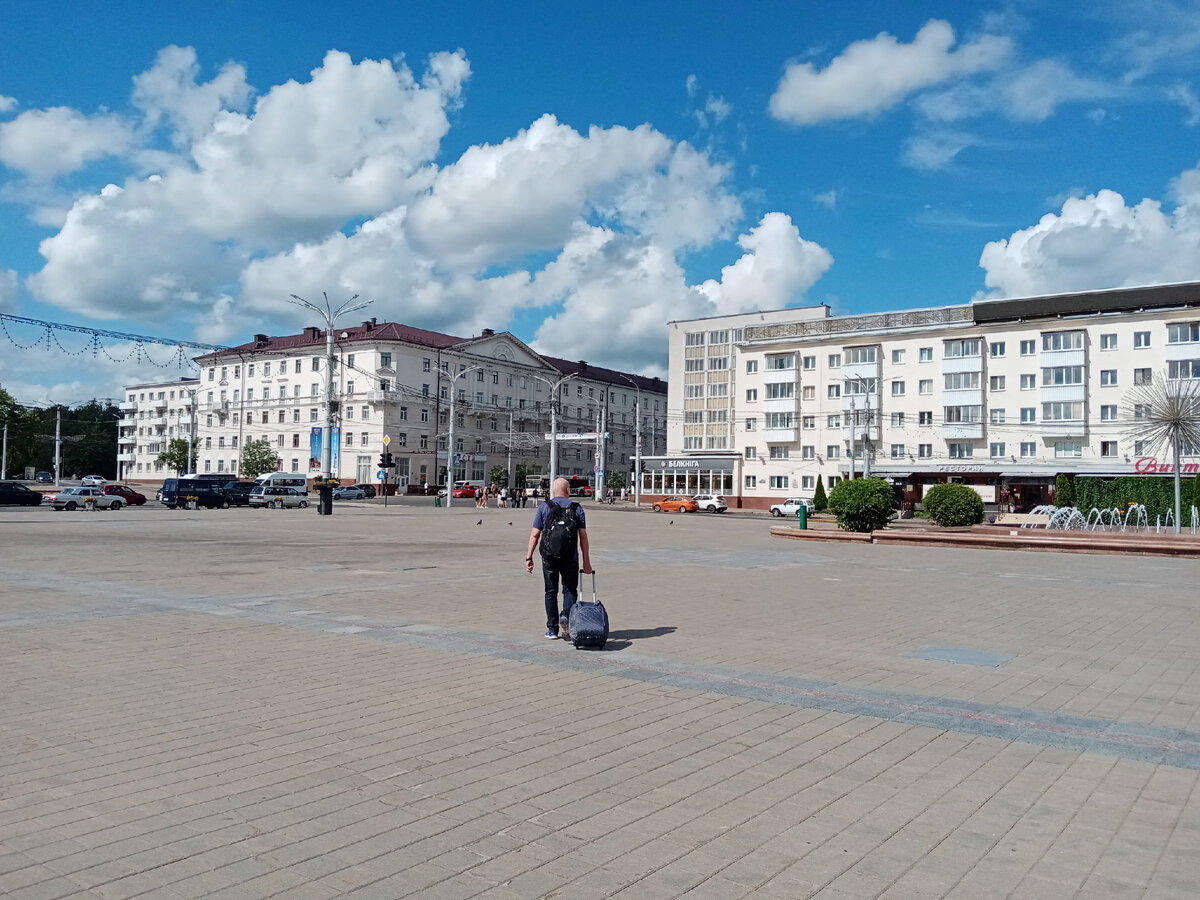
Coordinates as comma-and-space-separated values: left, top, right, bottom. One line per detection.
972, 281, 1200, 324
540, 355, 666, 393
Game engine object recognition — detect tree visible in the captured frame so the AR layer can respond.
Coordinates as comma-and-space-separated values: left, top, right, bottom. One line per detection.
514, 462, 532, 488
488, 464, 508, 487
923, 483, 984, 527
1054, 473, 1076, 508
239, 439, 280, 479
606, 471, 625, 490
812, 477, 828, 512
826, 476, 895, 532
1125, 371, 1200, 533
157, 438, 197, 475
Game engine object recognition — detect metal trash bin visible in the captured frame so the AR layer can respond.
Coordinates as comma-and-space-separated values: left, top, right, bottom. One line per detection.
796, 504, 808, 529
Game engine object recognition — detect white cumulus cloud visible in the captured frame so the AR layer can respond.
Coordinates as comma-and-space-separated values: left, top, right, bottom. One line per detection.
132, 44, 253, 146
978, 166, 1200, 297
0, 268, 17, 312
0, 95, 16, 114
0, 107, 136, 179
769, 20, 1011, 125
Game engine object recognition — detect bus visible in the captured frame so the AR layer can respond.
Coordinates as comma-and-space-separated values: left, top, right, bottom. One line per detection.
529, 475, 593, 498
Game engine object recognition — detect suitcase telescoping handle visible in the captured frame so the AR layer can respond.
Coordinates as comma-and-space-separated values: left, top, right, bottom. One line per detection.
581, 569, 597, 603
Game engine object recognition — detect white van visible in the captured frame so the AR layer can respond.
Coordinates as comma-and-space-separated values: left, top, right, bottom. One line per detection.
253, 473, 309, 491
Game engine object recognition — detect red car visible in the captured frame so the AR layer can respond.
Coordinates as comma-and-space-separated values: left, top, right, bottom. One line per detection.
101, 484, 148, 506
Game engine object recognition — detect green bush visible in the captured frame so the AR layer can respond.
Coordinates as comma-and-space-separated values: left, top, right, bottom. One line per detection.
922, 483, 985, 527
826, 477, 895, 533
812, 477, 828, 512
1054, 473, 1076, 508
1074, 474, 1192, 520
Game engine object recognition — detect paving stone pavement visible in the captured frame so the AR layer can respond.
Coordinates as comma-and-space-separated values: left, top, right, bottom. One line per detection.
1, 500, 1198, 899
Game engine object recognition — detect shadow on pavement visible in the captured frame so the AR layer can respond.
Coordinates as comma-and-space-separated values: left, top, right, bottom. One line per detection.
602, 626, 677, 651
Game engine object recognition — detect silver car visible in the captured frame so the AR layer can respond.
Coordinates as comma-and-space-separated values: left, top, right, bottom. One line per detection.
250, 486, 310, 509
692, 494, 728, 513
51, 486, 121, 510
332, 486, 366, 500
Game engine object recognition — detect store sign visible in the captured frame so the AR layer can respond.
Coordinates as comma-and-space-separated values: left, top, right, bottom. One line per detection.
646, 458, 736, 473
1134, 457, 1200, 475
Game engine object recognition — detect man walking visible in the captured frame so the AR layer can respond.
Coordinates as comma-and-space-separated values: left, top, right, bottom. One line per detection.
526, 477, 593, 639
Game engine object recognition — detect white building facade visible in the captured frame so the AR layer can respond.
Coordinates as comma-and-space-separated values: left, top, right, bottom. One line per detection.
117, 377, 199, 482
662, 282, 1200, 510
183, 320, 666, 491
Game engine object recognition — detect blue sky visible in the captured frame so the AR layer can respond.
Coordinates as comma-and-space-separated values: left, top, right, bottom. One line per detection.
3, 1, 1200, 402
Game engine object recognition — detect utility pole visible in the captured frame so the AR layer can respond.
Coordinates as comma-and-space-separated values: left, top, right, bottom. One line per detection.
529, 373, 577, 487
445, 366, 481, 509
288, 291, 373, 516
2, 421, 7, 479
618, 374, 642, 506
863, 393, 872, 479
506, 411, 513, 488
848, 399, 856, 480
54, 408, 61, 485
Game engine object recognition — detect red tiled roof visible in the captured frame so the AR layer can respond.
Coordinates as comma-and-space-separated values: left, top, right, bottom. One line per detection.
196, 320, 464, 361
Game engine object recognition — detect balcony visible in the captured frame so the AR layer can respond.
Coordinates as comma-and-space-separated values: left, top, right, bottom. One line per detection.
147, 415, 167, 427
117, 452, 135, 462
941, 422, 984, 440
941, 354, 984, 375
843, 422, 881, 443
118, 435, 136, 446
119, 400, 138, 412
762, 426, 798, 443
1040, 420, 1087, 437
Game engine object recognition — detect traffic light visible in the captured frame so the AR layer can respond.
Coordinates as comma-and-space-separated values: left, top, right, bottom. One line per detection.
379, 452, 394, 469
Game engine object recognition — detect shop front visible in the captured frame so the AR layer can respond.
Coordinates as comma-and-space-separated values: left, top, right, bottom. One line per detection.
640, 456, 739, 506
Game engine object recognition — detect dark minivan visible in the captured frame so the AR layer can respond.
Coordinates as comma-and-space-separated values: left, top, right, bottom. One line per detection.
222, 480, 256, 506
161, 476, 232, 509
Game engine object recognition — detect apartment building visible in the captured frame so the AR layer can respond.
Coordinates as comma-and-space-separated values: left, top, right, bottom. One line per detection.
662, 282, 1200, 510
183, 320, 666, 489
117, 377, 199, 482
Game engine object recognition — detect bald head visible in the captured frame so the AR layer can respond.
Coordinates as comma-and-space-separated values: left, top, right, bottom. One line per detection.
551, 477, 570, 498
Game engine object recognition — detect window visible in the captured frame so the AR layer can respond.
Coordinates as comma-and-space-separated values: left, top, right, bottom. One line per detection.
684, 410, 703, 424
827, 353, 841, 368
709, 383, 728, 398
891, 349, 906, 364
764, 412, 793, 428
890, 444, 905, 458
802, 385, 815, 400
684, 385, 704, 398
310, 409, 319, 422
944, 405, 981, 423
769, 446, 789, 459
295, 360, 302, 373
826, 445, 840, 459
919, 379, 933, 395
948, 443, 973, 458
1100, 404, 1117, 421
1101, 441, 1118, 457
290, 433, 299, 448
769, 476, 789, 490
1168, 359, 1200, 380
989, 375, 1006, 391
918, 444, 933, 458
1020, 340, 1036, 356
802, 355, 816, 370
1100, 370, 1118, 386
1042, 331, 1084, 351
1020, 407, 1036, 423
827, 414, 841, 427
1134, 404, 1149, 420
683, 436, 702, 449
1042, 402, 1083, 421
745, 417, 757, 431
344, 432, 354, 447
1020, 442, 1036, 458
891, 381, 905, 396
685, 331, 705, 347
744, 475, 757, 488
1054, 441, 1083, 458
802, 416, 815, 429
802, 476, 814, 490
944, 372, 980, 390
844, 346, 877, 365
1042, 366, 1084, 386
827, 384, 841, 399
1168, 323, 1200, 344
685, 358, 704, 372
745, 388, 758, 401
1020, 374, 1036, 390
943, 339, 981, 358
919, 411, 933, 426
745, 359, 758, 373
990, 442, 1006, 458
422, 383, 430, 397
1134, 440, 1147, 455
890, 412, 905, 427
801, 446, 815, 460
1133, 368, 1153, 385
990, 408, 1006, 424
919, 347, 933, 362
744, 446, 756, 459
989, 341, 1006, 357
707, 410, 727, 423
1134, 331, 1151, 348
1100, 333, 1117, 350
764, 382, 794, 399
766, 354, 795, 370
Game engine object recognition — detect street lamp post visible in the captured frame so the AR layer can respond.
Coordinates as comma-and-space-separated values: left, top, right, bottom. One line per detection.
445, 365, 482, 509
527, 373, 578, 487
618, 373, 642, 506
287, 292, 373, 515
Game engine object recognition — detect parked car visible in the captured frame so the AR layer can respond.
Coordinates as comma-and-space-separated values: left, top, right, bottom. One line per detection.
101, 484, 147, 506
35, 471, 53, 483
350, 483, 377, 499
51, 486, 121, 510
80, 475, 107, 486
770, 498, 815, 517
652, 496, 698, 513
333, 485, 366, 500
692, 494, 728, 513
221, 481, 256, 506
0, 481, 43, 506
250, 486, 310, 509
160, 477, 232, 509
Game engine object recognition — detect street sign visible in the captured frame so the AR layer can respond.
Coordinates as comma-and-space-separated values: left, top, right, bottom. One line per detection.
377, 470, 386, 480
383, 434, 391, 446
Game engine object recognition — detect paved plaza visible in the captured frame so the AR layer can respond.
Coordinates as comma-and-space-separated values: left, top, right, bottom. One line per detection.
1, 500, 1198, 899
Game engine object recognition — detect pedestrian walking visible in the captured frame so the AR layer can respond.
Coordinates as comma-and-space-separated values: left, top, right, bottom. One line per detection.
526, 477, 593, 639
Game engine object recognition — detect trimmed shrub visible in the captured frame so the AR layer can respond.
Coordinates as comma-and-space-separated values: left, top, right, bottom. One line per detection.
922, 483, 985, 527
826, 477, 895, 533
812, 477, 828, 512
1054, 473, 1076, 508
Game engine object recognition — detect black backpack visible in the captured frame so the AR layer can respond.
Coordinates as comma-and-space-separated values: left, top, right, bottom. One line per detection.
540, 501, 581, 563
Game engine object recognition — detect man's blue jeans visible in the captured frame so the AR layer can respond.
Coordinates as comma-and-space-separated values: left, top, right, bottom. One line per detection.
543, 560, 579, 631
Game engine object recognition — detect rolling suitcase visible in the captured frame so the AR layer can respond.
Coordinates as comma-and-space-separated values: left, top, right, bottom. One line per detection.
568, 572, 608, 650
